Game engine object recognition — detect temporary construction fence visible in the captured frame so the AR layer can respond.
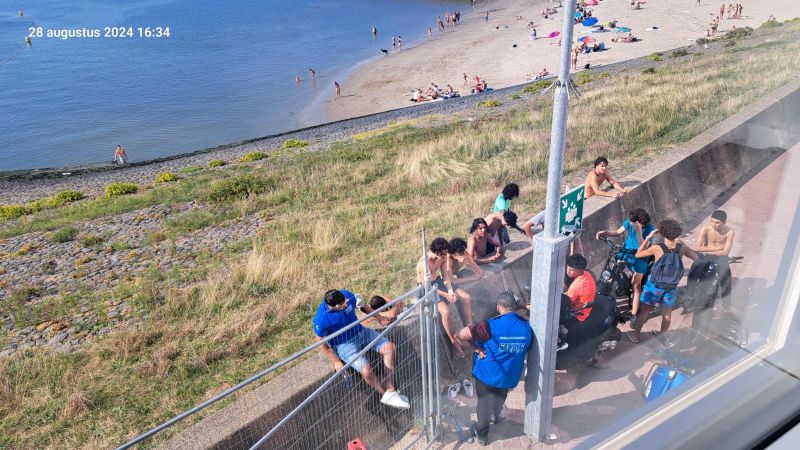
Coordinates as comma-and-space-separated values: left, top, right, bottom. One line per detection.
117, 235, 445, 450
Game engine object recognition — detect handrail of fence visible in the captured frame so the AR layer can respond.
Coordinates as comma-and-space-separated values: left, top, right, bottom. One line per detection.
116, 285, 427, 450
248, 288, 438, 449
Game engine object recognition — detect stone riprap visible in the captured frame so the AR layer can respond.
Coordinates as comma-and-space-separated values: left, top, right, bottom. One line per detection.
0, 203, 267, 357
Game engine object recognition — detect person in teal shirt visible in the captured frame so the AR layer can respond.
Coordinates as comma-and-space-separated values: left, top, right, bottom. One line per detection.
493, 183, 519, 213
493, 183, 519, 244
595, 208, 654, 327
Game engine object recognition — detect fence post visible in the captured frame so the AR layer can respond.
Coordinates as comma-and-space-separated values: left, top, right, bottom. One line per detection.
419, 229, 432, 442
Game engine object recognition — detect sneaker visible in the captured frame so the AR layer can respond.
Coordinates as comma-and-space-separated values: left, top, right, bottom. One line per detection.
448, 383, 461, 399
629, 331, 640, 343
490, 414, 505, 425
462, 380, 474, 398
381, 390, 411, 409
556, 342, 569, 351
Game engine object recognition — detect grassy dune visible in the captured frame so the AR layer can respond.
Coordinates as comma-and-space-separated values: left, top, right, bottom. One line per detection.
1, 22, 799, 449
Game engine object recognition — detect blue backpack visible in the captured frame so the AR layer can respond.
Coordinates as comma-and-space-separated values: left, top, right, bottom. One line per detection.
650, 243, 684, 290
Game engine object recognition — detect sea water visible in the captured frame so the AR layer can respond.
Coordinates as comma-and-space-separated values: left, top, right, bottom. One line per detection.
0, 0, 469, 171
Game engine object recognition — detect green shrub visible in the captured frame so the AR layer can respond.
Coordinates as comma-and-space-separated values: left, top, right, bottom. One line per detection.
722, 40, 736, 47
208, 159, 226, 168
25, 199, 48, 212
82, 235, 105, 247
760, 20, 782, 29
510, 94, 521, 100
207, 175, 275, 202
670, 49, 689, 58
179, 166, 204, 174
0, 204, 29, 221
599, 72, 610, 79
642, 67, 656, 75
155, 172, 180, 184
724, 27, 753, 40
647, 52, 663, 62
105, 182, 139, 197
51, 227, 78, 243
476, 99, 503, 108
693, 52, 704, 58
575, 71, 593, 86
520, 79, 551, 94
48, 190, 84, 207
241, 151, 267, 162
696, 37, 710, 45
282, 139, 309, 149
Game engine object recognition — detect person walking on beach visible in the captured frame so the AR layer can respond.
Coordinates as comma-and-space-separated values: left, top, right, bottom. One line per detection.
571, 44, 580, 71
308, 68, 316, 79
372, 25, 377, 36
463, 73, 469, 86
295, 74, 301, 84
485, 11, 489, 23
398, 35, 402, 48
334, 81, 341, 99
391, 35, 396, 50
114, 145, 128, 165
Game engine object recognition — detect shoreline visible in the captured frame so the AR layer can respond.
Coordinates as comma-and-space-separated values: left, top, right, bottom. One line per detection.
321, 0, 798, 122
298, 4, 488, 127
3, 13, 799, 202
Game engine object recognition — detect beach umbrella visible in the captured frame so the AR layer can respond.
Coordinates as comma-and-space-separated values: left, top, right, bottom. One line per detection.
587, 0, 599, 5
578, 36, 596, 44
614, 26, 632, 33
582, 17, 599, 27
547, 31, 560, 38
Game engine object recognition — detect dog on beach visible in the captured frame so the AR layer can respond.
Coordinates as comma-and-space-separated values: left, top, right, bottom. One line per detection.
380, 49, 389, 55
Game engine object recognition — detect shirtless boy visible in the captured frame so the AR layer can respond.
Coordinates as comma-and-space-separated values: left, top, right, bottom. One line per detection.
416, 237, 476, 357
696, 210, 735, 256
585, 156, 627, 199
468, 218, 503, 264
484, 210, 524, 245
360, 295, 405, 327
695, 210, 736, 295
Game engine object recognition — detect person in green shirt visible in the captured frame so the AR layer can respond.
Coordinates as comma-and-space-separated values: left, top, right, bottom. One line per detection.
493, 183, 519, 244
493, 183, 519, 213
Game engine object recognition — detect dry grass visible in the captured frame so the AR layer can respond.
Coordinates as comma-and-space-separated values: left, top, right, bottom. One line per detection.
1, 23, 800, 449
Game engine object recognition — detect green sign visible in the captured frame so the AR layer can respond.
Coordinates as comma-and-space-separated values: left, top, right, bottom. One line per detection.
559, 185, 585, 234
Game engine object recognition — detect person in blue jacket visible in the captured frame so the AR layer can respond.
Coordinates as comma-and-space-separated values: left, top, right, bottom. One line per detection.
456, 291, 533, 445
313, 289, 410, 409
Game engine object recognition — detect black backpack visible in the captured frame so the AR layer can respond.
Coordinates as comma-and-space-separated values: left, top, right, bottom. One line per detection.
650, 243, 684, 290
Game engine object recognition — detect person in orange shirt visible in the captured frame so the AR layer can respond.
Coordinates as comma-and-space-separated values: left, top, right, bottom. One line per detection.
564, 254, 596, 321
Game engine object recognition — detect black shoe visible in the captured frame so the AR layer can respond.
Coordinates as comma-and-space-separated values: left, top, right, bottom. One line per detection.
476, 435, 489, 446
490, 414, 505, 425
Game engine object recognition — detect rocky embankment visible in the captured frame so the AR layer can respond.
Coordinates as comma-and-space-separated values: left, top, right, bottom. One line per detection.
0, 202, 267, 357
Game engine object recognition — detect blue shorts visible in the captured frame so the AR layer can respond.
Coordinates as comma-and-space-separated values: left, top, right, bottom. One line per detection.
620, 251, 650, 274
640, 281, 678, 308
333, 328, 388, 372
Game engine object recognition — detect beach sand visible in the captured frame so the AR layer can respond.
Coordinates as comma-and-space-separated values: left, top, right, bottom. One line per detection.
322, 0, 799, 122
